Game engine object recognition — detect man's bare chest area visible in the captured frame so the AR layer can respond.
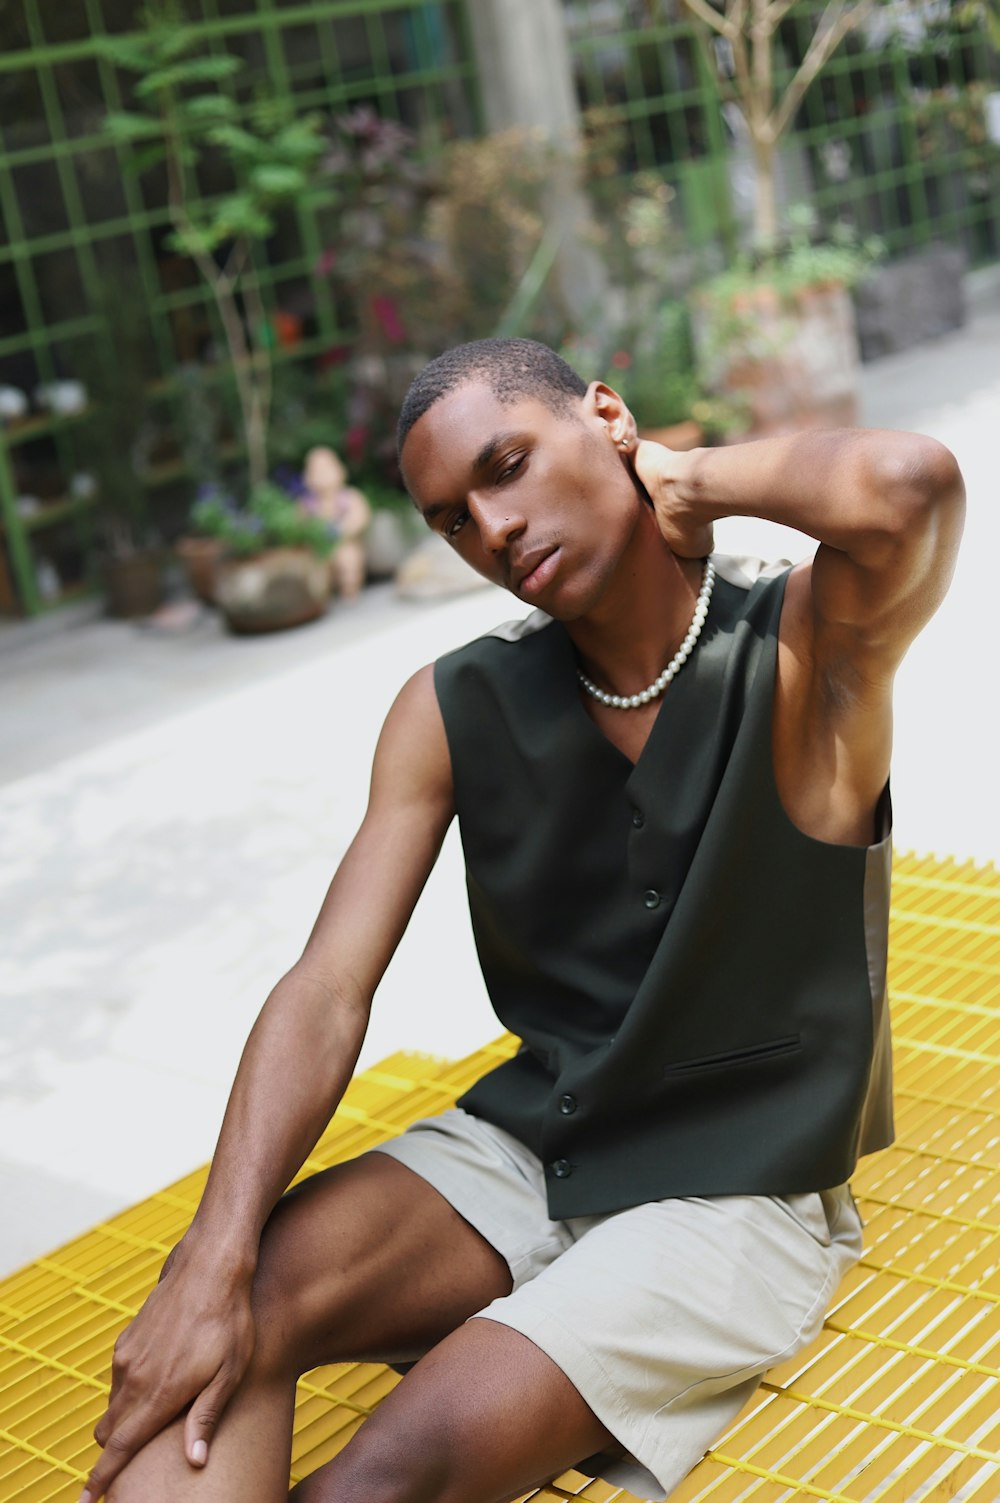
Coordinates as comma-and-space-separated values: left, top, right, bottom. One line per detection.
578, 696, 661, 766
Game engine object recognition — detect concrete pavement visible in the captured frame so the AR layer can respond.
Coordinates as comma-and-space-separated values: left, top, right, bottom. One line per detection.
2, 297, 999, 1275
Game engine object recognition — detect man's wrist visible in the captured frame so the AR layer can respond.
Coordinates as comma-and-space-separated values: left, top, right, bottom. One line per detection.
179, 1215, 260, 1284
670, 446, 709, 510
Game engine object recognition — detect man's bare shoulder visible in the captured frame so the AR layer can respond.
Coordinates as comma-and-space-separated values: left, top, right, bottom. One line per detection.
372, 663, 454, 814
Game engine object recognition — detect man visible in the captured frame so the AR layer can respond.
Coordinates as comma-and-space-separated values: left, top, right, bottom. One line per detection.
83, 338, 965, 1503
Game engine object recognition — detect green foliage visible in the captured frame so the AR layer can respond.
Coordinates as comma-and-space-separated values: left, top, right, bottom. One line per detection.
183, 93, 237, 123
559, 298, 748, 440
361, 480, 415, 515
690, 207, 884, 405
70, 281, 162, 557
267, 362, 349, 468
911, 81, 1000, 169
612, 301, 699, 429
100, 1, 329, 493
425, 130, 557, 344
699, 207, 883, 307
566, 139, 733, 431
191, 482, 338, 559
104, 110, 165, 144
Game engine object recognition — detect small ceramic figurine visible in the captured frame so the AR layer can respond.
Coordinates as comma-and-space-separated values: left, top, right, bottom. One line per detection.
301, 446, 371, 599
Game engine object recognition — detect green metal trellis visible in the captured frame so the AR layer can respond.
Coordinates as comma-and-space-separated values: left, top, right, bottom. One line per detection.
1, 0, 997, 617
563, 0, 1000, 258
0, 0, 479, 616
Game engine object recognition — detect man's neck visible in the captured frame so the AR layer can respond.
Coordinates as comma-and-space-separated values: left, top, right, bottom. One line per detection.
566, 508, 706, 697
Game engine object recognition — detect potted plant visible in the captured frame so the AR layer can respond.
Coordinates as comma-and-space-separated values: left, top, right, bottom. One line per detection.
692, 209, 881, 435
72, 286, 167, 619
102, 4, 330, 621
559, 300, 748, 450
610, 301, 749, 447
680, 0, 883, 433
566, 146, 741, 442
171, 361, 229, 603
190, 482, 337, 634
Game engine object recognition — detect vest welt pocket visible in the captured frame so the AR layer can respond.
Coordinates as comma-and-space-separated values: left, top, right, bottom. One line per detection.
664, 1033, 802, 1075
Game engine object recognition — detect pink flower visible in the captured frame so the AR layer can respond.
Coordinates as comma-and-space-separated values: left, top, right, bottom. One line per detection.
611, 350, 632, 369
318, 344, 350, 370
371, 294, 406, 344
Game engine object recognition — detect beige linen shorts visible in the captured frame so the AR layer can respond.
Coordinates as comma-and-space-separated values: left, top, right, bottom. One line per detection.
369, 1106, 863, 1501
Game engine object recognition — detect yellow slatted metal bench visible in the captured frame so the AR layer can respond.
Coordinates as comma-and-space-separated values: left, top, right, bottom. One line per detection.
3, 850, 999, 1503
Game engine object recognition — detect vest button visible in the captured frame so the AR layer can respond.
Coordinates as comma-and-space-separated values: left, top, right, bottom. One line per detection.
558, 1093, 577, 1115
551, 1158, 572, 1178
643, 888, 662, 909
631, 808, 644, 829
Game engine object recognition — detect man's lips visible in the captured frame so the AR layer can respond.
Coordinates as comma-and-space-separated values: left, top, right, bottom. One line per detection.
513, 546, 560, 596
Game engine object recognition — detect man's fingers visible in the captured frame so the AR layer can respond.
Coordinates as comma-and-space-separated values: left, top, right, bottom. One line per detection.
183, 1364, 240, 1467
633, 438, 671, 498
81, 1400, 179, 1503
92, 1385, 126, 1449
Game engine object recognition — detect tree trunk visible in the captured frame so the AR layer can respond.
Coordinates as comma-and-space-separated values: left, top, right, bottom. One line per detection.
751, 134, 779, 249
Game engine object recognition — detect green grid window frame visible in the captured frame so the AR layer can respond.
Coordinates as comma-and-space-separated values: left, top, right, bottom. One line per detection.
0, 0, 480, 617
563, 0, 1000, 261
3, 0, 999, 619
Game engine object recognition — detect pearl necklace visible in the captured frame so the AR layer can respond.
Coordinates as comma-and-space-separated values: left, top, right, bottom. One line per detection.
577, 558, 716, 710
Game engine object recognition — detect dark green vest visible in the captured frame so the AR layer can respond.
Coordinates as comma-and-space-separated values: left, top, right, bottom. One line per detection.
434, 556, 894, 1219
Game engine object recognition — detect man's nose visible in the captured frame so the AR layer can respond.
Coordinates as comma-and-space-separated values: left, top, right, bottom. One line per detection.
469, 494, 526, 554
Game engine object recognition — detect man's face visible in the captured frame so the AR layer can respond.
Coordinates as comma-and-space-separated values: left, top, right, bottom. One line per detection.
400, 379, 642, 620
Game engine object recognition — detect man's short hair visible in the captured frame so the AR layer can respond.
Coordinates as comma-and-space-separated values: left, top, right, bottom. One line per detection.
397, 337, 587, 456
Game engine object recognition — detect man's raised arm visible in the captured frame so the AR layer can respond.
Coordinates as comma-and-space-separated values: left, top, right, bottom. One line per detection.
83, 665, 454, 1503
632, 426, 965, 845
635, 427, 966, 677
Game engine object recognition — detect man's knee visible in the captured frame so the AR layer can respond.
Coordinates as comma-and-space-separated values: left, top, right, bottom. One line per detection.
293, 1409, 465, 1503
245, 1195, 349, 1381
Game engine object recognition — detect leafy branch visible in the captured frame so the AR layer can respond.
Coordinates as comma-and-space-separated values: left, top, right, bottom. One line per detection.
680, 0, 874, 245
102, 3, 328, 493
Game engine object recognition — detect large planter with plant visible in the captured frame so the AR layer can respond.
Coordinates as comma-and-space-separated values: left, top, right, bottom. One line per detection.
191, 484, 337, 634
214, 548, 331, 634
679, 0, 883, 436
103, 11, 328, 627
692, 230, 874, 437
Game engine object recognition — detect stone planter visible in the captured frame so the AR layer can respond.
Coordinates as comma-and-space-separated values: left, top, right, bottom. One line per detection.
853, 243, 966, 361
366, 508, 419, 580
694, 280, 859, 439
215, 547, 332, 634
395, 534, 490, 601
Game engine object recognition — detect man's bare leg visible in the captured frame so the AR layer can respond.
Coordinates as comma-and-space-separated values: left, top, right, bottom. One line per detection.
104, 1150, 521, 1502
290, 1317, 615, 1503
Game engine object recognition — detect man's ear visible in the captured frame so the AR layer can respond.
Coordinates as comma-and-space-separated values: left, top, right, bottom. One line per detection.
588, 381, 639, 455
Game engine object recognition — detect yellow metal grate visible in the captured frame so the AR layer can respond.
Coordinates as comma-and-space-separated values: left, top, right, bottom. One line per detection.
2, 851, 999, 1502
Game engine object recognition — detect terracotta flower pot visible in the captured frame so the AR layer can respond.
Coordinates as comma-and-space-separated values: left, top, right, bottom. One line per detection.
102, 550, 167, 619
637, 420, 704, 452
214, 547, 332, 635
693, 280, 859, 439
175, 535, 224, 604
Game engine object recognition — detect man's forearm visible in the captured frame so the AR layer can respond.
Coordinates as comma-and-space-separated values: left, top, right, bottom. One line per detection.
672, 428, 960, 561
180, 967, 368, 1272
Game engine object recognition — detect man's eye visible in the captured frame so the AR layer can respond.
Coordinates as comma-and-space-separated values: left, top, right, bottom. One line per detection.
498, 456, 524, 482
445, 510, 469, 538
